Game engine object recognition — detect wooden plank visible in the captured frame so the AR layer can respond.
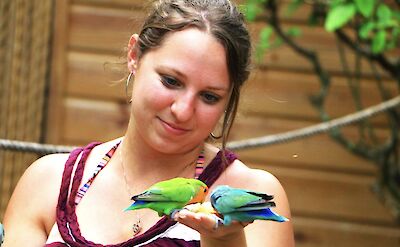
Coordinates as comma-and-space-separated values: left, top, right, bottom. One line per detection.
233, 116, 387, 174
62, 97, 128, 144
66, 51, 126, 100
69, 4, 145, 53
293, 216, 400, 247
72, 0, 144, 8
255, 45, 393, 78
240, 69, 396, 123
250, 164, 396, 224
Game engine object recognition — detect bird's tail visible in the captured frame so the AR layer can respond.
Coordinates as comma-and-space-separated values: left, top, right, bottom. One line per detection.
251, 208, 289, 222
124, 201, 146, 212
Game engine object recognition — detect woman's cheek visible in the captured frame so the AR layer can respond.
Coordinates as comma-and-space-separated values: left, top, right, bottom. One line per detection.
200, 108, 224, 132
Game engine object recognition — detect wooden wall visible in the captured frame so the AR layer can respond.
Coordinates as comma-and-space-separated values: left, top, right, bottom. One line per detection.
46, 0, 400, 246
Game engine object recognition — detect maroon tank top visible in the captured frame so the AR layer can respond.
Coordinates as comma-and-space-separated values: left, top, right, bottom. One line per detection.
45, 142, 237, 247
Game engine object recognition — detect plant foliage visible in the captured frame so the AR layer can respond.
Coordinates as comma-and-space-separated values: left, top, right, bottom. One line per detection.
242, 0, 400, 219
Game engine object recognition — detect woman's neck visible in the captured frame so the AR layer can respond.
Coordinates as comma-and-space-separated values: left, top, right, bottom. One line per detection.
120, 130, 203, 184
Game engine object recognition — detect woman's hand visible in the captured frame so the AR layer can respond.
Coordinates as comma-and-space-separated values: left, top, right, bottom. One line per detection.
174, 209, 249, 247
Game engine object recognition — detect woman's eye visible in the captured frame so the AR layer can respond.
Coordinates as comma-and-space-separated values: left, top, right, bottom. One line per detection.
201, 92, 221, 104
161, 75, 180, 88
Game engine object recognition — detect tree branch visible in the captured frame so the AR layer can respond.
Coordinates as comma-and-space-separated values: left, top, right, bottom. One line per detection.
335, 30, 400, 81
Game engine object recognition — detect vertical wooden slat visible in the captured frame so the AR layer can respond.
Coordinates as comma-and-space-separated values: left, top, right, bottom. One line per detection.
0, 0, 53, 220
46, 0, 70, 145
1, 0, 24, 219
0, 0, 12, 217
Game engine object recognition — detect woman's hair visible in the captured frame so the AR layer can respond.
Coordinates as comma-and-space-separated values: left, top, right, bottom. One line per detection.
136, 0, 251, 150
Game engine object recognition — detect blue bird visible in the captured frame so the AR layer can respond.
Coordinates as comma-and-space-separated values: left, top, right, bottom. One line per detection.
210, 185, 289, 225
0, 223, 4, 246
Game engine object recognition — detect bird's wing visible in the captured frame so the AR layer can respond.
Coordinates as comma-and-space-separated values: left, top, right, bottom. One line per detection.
214, 189, 275, 213
132, 180, 196, 202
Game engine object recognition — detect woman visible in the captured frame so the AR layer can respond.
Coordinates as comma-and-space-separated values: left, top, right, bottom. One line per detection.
3, 0, 294, 246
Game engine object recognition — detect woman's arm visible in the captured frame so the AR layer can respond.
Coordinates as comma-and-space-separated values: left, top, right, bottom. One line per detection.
175, 160, 295, 247
2, 154, 67, 246
243, 168, 294, 246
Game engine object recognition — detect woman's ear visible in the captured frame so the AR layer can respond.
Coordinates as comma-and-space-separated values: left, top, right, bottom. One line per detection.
127, 34, 139, 73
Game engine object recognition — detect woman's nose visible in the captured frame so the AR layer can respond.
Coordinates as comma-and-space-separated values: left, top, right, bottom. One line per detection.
170, 93, 195, 122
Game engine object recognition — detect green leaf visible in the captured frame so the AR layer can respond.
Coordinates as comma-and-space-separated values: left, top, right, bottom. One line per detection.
255, 26, 273, 62
325, 3, 356, 32
259, 26, 273, 48
393, 27, 400, 40
308, 11, 319, 26
242, 2, 260, 22
372, 30, 386, 54
285, 0, 303, 16
394, 11, 400, 21
354, 0, 375, 17
272, 37, 284, 48
329, 0, 345, 8
387, 27, 399, 49
359, 21, 375, 39
377, 4, 392, 25
286, 27, 301, 37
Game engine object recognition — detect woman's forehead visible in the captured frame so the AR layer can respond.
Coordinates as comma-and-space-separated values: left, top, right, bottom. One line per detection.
141, 28, 230, 87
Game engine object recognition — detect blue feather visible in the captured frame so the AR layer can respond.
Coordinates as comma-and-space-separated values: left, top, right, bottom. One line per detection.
210, 185, 289, 225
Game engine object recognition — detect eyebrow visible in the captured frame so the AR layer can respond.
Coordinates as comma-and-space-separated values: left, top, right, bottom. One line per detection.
158, 65, 188, 80
206, 86, 229, 92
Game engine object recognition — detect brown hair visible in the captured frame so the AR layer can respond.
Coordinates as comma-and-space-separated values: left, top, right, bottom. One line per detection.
136, 0, 251, 150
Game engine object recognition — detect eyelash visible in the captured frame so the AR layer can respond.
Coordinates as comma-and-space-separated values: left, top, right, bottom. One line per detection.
200, 92, 221, 104
160, 74, 222, 105
161, 75, 181, 88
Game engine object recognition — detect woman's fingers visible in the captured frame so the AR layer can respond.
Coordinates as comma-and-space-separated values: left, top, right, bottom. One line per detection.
174, 210, 250, 237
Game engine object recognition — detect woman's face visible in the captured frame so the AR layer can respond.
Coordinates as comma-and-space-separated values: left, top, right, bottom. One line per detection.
129, 28, 230, 154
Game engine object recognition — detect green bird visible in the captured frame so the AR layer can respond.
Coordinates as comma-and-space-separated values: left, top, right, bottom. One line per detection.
210, 185, 289, 225
125, 177, 209, 217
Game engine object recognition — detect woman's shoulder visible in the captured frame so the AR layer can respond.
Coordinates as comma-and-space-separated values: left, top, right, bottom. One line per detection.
11, 152, 71, 201
25, 152, 70, 178
227, 159, 282, 190
3, 152, 72, 238
204, 144, 281, 188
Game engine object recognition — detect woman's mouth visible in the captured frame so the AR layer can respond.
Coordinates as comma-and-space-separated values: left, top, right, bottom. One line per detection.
158, 117, 191, 135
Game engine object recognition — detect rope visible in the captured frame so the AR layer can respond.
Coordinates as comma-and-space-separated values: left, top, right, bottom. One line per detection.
0, 139, 74, 154
227, 95, 400, 150
0, 95, 399, 154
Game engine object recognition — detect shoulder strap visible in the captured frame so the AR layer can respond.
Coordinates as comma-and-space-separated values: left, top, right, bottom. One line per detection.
56, 142, 102, 246
198, 149, 237, 187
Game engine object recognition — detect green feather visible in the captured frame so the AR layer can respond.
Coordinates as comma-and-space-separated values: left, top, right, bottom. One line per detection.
126, 177, 208, 217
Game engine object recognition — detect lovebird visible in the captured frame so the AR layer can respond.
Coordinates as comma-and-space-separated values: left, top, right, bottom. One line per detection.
210, 185, 289, 225
125, 177, 209, 217
0, 223, 4, 245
